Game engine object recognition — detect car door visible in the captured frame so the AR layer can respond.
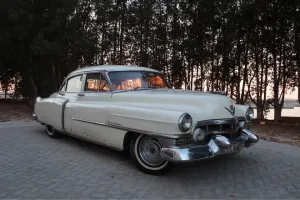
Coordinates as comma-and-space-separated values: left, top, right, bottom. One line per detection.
71, 72, 112, 144
58, 74, 86, 135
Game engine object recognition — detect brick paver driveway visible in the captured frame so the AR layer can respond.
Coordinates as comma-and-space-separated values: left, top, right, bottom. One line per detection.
0, 121, 300, 199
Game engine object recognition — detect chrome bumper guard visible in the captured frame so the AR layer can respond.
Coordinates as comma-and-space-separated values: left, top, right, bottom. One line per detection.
160, 129, 259, 162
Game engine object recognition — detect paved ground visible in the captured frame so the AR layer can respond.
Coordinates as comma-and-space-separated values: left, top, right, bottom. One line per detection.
0, 121, 300, 199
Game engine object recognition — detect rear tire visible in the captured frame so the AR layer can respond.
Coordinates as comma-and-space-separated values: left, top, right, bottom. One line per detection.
130, 134, 170, 175
46, 125, 60, 138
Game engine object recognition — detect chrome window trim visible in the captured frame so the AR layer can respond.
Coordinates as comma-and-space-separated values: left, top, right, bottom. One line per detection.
82, 71, 113, 93
58, 73, 84, 94
106, 70, 171, 93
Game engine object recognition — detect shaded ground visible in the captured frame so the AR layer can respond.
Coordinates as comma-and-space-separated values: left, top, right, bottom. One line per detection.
0, 100, 33, 122
0, 124, 300, 199
0, 100, 299, 147
252, 118, 300, 147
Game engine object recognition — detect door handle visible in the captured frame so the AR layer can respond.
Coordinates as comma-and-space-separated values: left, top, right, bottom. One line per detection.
77, 93, 85, 97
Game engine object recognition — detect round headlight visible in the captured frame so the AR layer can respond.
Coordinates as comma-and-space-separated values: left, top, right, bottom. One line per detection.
178, 113, 193, 132
192, 128, 206, 142
246, 107, 254, 121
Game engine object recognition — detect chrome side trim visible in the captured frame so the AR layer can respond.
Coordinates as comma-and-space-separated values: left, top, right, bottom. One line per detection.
61, 100, 69, 132
72, 118, 188, 139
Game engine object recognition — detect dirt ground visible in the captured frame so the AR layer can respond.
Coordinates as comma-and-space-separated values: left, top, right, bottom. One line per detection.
0, 100, 299, 147
0, 100, 33, 122
252, 118, 300, 147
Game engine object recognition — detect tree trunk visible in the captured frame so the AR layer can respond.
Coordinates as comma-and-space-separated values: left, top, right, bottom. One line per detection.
211, 29, 215, 91
273, 51, 280, 122
236, 40, 241, 103
259, 53, 264, 120
113, 19, 118, 63
257, 107, 262, 121
51, 61, 58, 91
28, 68, 38, 107
190, 63, 194, 90
298, 69, 300, 103
200, 62, 203, 90
274, 106, 282, 121
294, 3, 300, 103
241, 45, 248, 104
296, 27, 300, 103
255, 45, 260, 119
119, 0, 126, 64
4, 86, 7, 100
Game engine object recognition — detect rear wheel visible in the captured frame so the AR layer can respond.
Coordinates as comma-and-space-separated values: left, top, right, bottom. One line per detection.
46, 125, 60, 138
130, 134, 170, 175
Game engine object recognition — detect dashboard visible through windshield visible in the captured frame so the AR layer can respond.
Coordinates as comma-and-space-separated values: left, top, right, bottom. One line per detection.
108, 71, 170, 91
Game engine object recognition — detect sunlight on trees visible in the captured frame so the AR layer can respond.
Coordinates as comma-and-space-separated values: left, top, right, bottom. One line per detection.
0, 0, 299, 121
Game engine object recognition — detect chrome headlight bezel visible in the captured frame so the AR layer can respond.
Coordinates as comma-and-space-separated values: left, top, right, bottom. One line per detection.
246, 107, 254, 121
192, 128, 206, 142
178, 113, 193, 132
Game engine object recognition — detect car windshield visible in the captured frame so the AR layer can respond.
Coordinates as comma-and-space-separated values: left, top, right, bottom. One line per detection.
108, 71, 170, 91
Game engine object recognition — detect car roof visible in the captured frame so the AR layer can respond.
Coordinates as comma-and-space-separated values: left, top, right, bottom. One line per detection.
69, 65, 160, 76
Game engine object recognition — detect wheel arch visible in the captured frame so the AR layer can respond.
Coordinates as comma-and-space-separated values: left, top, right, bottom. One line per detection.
123, 131, 139, 153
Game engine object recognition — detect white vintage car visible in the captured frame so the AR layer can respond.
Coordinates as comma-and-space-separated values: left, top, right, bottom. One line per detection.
33, 65, 259, 174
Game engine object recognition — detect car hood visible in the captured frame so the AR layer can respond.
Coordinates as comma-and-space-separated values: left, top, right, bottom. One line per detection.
111, 89, 235, 122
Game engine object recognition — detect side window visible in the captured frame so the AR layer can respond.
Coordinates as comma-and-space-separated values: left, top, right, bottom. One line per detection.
84, 73, 109, 92
66, 75, 82, 92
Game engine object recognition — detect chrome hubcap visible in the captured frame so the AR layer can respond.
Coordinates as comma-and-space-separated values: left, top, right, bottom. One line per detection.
138, 136, 165, 166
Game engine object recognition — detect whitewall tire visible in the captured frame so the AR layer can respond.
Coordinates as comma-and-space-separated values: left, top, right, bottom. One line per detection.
130, 134, 170, 175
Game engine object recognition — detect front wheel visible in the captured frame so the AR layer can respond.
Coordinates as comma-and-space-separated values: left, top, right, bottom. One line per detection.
46, 125, 60, 138
130, 134, 170, 175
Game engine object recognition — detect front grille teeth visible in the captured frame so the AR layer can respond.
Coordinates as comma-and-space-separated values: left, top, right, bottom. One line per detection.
174, 136, 192, 146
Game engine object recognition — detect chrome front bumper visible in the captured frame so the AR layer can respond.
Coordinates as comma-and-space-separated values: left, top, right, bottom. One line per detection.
160, 129, 259, 162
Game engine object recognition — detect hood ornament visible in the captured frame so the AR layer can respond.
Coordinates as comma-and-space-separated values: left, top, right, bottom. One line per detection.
225, 105, 235, 116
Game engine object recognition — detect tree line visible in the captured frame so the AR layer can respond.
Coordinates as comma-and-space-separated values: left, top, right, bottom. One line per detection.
0, 0, 299, 121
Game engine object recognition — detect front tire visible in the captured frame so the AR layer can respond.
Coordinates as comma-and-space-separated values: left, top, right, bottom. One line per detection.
130, 134, 170, 175
46, 125, 60, 138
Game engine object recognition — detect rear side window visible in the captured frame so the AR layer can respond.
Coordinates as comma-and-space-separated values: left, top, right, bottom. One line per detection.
66, 75, 82, 92
84, 73, 109, 92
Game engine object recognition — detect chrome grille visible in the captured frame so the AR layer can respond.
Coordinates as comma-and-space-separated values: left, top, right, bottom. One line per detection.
174, 136, 192, 146
196, 118, 239, 135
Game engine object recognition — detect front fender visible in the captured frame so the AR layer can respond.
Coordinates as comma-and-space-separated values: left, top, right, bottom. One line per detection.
234, 104, 253, 121
109, 103, 185, 136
